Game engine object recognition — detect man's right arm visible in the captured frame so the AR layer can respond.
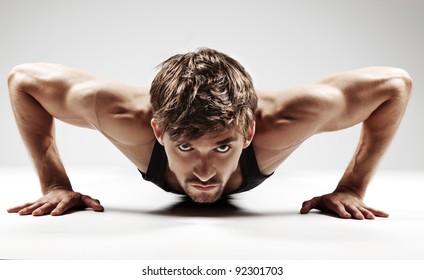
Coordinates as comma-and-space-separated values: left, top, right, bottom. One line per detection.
7, 63, 104, 216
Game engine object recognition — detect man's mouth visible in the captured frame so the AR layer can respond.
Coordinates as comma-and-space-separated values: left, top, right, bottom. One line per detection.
191, 184, 218, 192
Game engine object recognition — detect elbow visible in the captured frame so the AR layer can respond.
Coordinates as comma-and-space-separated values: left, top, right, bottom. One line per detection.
386, 67, 413, 101
7, 65, 21, 88
393, 67, 412, 93
401, 69, 413, 96
7, 63, 37, 93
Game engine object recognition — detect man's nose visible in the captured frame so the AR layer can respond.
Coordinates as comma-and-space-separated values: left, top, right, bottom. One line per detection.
193, 158, 216, 182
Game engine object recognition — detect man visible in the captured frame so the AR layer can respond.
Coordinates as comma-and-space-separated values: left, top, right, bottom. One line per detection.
7, 48, 412, 219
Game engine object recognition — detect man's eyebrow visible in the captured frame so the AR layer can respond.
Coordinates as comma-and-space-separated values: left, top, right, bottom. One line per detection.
215, 136, 238, 145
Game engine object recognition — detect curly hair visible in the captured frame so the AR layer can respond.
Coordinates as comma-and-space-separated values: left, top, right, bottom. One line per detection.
150, 48, 257, 143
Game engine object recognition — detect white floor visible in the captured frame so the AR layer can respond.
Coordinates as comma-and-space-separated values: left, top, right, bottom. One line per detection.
1, 167, 423, 260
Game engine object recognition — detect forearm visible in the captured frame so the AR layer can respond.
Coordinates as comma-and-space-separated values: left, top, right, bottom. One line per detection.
32, 135, 72, 195
9, 72, 72, 194
337, 76, 412, 198
337, 126, 393, 198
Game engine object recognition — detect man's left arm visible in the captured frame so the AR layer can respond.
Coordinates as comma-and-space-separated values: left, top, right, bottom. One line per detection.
300, 67, 412, 219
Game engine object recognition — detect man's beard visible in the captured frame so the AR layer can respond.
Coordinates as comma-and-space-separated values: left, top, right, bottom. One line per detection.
186, 184, 225, 204
183, 177, 225, 204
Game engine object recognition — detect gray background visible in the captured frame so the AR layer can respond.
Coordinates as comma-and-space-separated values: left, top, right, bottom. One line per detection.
1, 0, 423, 171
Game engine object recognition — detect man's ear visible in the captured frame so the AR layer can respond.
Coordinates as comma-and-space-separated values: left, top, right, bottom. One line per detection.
243, 121, 256, 148
151, 118, 164, 145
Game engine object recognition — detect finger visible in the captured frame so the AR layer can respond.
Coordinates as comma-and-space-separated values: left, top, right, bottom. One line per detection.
358, 206, 375, 220
32, 203, 56, 216
51, 200, 73, 216
7, 202, 35, 213
18, 203, 44, 216
82, 195, 104, 212
345, 204, 365, 220
366, 207, 389, 218
330, 201, 352, 219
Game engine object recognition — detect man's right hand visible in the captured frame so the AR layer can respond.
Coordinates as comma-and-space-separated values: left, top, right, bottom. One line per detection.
7, 188, 104, 216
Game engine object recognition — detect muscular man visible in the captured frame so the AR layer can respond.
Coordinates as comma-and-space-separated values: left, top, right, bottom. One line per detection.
7, 48, 412, 219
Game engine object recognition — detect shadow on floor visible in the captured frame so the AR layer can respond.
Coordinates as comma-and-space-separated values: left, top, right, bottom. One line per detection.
107, 196, 300, 218
148, 196, 256, 217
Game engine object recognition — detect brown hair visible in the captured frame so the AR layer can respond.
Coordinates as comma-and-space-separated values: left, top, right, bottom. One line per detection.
150, 48, 257, 142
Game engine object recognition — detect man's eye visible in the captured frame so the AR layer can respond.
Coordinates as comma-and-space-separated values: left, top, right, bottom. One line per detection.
216, 145, 231, 153
178, 144, 192, 151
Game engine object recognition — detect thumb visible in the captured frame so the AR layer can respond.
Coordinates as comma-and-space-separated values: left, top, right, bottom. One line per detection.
300, 201, 312, 214
300, 197, 318, 214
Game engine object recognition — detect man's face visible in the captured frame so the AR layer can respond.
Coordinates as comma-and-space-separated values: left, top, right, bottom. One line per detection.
159, 128, 251, 203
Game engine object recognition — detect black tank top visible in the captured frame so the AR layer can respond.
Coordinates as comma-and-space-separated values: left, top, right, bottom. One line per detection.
138, 140, 273, 194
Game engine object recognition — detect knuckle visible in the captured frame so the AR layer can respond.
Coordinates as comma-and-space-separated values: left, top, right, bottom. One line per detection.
69, 192, 82, 202
327, 199, 339, 208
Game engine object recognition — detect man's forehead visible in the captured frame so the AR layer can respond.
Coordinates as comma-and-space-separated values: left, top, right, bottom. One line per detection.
165, 129, 241, 144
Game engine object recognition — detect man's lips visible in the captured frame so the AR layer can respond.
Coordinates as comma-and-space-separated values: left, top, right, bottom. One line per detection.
191, 184, 218, 191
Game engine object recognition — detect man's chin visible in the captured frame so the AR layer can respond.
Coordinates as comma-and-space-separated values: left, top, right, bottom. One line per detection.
187, 189, 223, 204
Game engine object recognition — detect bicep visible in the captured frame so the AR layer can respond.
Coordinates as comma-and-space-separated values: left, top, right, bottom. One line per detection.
255, 67, 410, 151
33, 72, 153, 145
316, 67, 407, 132
256, 82, 375, 148
10, 63, 100, 128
